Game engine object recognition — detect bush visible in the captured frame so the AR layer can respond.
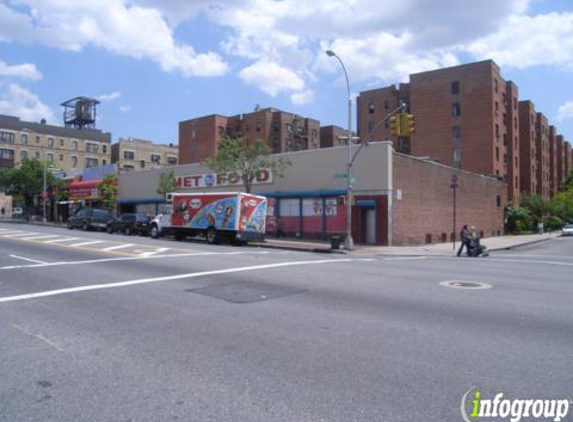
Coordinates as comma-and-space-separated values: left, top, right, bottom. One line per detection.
543, 215, 564, 231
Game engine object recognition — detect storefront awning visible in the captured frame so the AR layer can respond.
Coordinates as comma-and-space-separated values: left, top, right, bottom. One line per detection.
68, 179, 102, 200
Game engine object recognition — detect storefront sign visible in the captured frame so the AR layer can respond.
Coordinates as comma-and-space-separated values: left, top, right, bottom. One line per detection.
68, 180, 101, 200
175, 169, 273, 190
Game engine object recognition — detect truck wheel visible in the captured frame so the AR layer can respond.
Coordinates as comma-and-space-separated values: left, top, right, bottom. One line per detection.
106, 225, 113, 234
124, 226, 132, 236
206, 227, 219, 245
82, 222, 88, 231
150, 224, 160, 239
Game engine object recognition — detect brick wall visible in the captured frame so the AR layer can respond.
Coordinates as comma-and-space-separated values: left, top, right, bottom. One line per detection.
392, 153, 506, 246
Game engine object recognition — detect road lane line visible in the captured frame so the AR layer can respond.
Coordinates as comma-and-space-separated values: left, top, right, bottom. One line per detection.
0, 258, 374, 303
0, 251, 271, 270
9, 255, 48, 264
11, 324, 64, 352
136, 247, 170, 257
101, 243, 135, 251
2, 232, 38, 238
69, 240, 106, 247
18, 234, 61, 241
43, 237, 81, 243
0, 230, 26, 236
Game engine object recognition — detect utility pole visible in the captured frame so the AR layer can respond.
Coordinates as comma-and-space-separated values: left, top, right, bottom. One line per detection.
451, 174, 458, 251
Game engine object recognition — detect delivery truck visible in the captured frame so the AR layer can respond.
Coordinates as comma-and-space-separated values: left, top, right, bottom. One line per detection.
150, 192, 267, 244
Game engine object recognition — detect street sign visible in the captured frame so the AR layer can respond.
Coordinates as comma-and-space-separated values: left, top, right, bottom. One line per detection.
333, 172, 348, 179
349, 177, 357, 184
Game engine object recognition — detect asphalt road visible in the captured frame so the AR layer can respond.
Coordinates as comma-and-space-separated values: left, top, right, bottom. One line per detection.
0, 222, 572, 422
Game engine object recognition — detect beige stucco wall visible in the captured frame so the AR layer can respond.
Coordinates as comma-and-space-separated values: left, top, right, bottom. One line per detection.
0, 193, 13, 217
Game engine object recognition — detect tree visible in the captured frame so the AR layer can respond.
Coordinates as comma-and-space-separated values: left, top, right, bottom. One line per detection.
204, 137, 291, 193
156, 169, 178, 196
98, 174, 117, 210
0, 159, 57, 207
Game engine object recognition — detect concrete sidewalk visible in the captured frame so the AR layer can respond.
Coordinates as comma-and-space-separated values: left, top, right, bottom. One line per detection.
257, 232, 561, 255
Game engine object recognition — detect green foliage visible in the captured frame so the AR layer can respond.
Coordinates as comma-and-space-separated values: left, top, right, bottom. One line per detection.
157, 169, 178, 196
204, 137, 291, 193
542, 215, 564, 231
0, 159, 57, 205
98, 174, 117, 210
506, 205, 532, 233
551, 188, 573, 224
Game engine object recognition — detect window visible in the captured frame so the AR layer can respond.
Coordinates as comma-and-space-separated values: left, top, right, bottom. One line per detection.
71, 140, 78, 150
72, 156, 78, 168
191, 129, 197, 140
273, 124, 279, 133
451, 81, 460, 95
384, 99, 389, 110
102, 159, 107, 165
453, 148, 461, 165
514, 117, 517, 129
256, 122, 261, 132
102, 145, 107, 154
20, 150, 28, 160
495, 101, 499, 113
124, 164, 134, 171
140, 160, 145, 169
312, 129, 317, 139
494, 79, 499, 92
452, 125, 461, 139
151, 154, 160, 164
503, 134, 507, 146
515, 156, 518, 168
368, 121, 375, 133
85, 142, 98, 153
167, 156, 177, 165
86, 157, 98, 168
513, 98, 517, 110
36, 135, 40, 144
59, 154, 64, 161
496, 195, 501, 207
503, 113, 507, 126
47, 137, 54, 147
35, 151, 40, 159
21, 133, 28, 145
451, 102, 461, 116
515, 177, 519, 189
124, 150, 135, 160
59, 138, 64, 147
0, 131, 15, 144
368, 102, 375, 114
0, 149, 14, 160
286, 123, 293, 132
496, 147, 500, 161
46, 152, 54, 161
495, 124, 499, 138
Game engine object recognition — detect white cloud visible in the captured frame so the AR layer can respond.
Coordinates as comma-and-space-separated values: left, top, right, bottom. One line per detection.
0, 83, 56, 123
0, 61, 42, 80
557, 101, 573, 122
239, 60, 305, 97
0, 0, 228, 78
291, 90, 314, 105
119, 105, 132, 112
466, 12, 573, 70
97, 91, 121, 102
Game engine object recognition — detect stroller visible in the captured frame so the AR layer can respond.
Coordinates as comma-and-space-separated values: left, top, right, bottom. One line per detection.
467, 237, 489, 257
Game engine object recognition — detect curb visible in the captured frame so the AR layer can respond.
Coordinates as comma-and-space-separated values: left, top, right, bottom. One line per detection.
488, 236, 556, 252
251, 241, 347, 254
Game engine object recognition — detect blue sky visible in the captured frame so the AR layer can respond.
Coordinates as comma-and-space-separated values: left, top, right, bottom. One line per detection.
0, 0, 572, 144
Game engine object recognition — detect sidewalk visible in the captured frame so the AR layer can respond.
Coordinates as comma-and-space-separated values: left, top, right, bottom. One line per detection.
256, 232, 561, 256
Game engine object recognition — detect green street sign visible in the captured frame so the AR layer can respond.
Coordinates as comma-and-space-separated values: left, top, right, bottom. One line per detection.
350, 177, 357, 184
333, 172, 348, 179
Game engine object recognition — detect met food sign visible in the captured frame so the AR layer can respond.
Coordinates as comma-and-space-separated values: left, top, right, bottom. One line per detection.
175, 169, 273, 190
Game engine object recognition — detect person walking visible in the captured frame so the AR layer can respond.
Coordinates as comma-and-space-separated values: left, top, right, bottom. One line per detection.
457, 224, 469, 257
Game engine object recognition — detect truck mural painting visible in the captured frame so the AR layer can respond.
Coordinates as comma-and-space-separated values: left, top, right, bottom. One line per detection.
150, 192, 267, 244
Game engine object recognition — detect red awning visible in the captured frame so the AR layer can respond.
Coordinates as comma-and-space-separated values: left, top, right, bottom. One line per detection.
68, 179, 102, 200
67, 180, 102, 189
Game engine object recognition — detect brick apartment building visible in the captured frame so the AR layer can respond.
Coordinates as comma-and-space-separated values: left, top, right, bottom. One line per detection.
0, 114, 111, 171
319, 125, 347, 148
179, 107, 320, 164
111, 137, 179, 172
357, 60, 572, 205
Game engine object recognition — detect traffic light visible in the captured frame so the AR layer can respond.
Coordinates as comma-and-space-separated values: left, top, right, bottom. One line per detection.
389, 115, 401, 137
400, 113, 415, 136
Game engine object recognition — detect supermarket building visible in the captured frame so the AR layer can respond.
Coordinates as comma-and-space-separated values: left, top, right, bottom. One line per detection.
117, 142, 506, 246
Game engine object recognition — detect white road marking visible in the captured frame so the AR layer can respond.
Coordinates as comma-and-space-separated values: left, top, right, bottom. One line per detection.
9, 255, 48, 264
101, 243, 135, 252
69, 240, 106, 247
0, 230, 26, 236
382, 257, 428, 261
2, 232, 38, 238
0, 258, 374, 303
43, 237, 81, 243
491, 253, 572, 260
11, 324, 64, 352
483, 257, 573, 266
0, 251, 270, 270
18, 234, 61, 241
134, 247, 170, 257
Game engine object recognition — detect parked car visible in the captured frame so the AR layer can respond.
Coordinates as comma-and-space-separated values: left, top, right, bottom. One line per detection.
562, 224, 573, 236
106, 213, 152, 236
67, 208, 114, 231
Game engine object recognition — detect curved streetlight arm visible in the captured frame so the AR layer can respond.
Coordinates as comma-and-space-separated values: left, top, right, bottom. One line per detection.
367, 102, 407, 141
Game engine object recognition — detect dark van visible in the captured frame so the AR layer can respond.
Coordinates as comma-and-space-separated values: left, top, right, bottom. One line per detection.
67, 208, 114, 231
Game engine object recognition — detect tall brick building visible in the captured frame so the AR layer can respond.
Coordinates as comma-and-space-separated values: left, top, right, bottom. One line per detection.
179, 107, 320, 164
518, 101, 538, 195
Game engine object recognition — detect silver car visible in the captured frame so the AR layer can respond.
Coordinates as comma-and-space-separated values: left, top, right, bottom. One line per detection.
562, 224, 573, 236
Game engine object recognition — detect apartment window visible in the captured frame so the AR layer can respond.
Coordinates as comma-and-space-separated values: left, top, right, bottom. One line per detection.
59, 154, 64, 162
218, 126, 226, 137
513, 98, 517, 110
503, 113, 507, 126
453, 148, 461, 166
0, 149, 14, 159
515, 156, 519, 168
495, 124, 499, 138
368, 121, 375, 133
86, 142, 99, 153
151, 154, 161, 164
102, 145, 107, 154
124, 150, 135, 160
102, 159, 107, 165
140, 160, 145, 169
46, 152, 54, 161
35, 135, 40, 144
514, 117, 517, 129
71, 140, 78, 150
452, 125, 461, 139
273, 124, 279, 133
515, 177, 519, 189
256, 122, 261, 132
286, 124, 293, 132
312, 129, 317, 139
191, 129, 197, 140
72, 156, 78, 168
35, 151, 40, 159
0, 131, 15, 144
496, 195, 501, 207
495, 101, 499, 113
85, 157, 98, 168
496, 147, 500, 161
384, 121, 389, 130
494, 79, 499, 92
21, 133, 28, 145
368, 102, 375, 114
59, 138, 64, 147
502, 93, 507, 104
451, 81, 460, 95
20, 150, 28, 160
167, 156, 177, 165
451, 102, 461, 116
47, 137, 54, 147
384, 99, 389, 110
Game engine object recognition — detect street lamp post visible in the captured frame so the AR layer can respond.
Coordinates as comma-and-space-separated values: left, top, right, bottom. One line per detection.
43, 158, 47, 223
326, 49, 354, 250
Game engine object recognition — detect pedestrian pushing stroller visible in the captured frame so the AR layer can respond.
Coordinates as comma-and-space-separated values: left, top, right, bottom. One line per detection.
467, 237, 489, 257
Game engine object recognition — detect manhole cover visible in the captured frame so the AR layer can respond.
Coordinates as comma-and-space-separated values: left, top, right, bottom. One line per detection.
186, 280, 306, 303
439, 280, 492, 290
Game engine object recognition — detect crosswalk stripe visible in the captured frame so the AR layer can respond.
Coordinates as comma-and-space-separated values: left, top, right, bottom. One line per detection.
19, 235, 61, 240
101, 243, 135, 252
43, 237, 81, 243
2, 232, 38, 238
69, 240, 106, 247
